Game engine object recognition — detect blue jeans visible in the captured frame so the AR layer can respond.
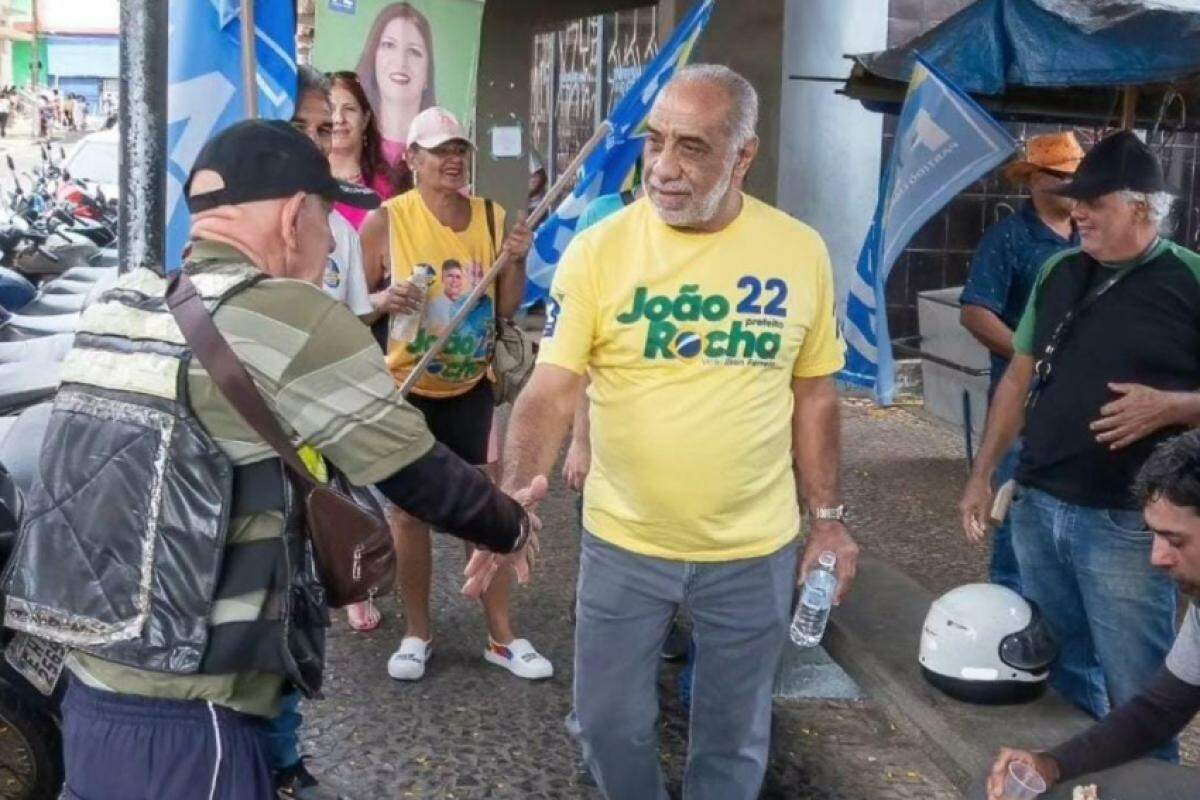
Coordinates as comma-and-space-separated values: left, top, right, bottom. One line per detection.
1010, 486, 1178, 761
264, 689, 302, 771
989, 441, 1023, 593
574, 532, 797, 800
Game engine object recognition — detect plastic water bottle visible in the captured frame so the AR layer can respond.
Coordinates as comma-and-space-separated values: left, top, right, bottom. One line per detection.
389, 264, 436, 343
790, 551, 838, 647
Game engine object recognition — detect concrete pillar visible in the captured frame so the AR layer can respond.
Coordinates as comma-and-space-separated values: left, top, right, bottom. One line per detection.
779, 0, 889, 311
657, 0, 785, 205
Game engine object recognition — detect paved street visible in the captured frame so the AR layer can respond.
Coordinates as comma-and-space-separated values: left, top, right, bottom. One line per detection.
297, 401, 983, 799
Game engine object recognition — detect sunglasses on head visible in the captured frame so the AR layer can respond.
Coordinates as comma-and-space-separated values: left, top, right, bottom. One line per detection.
1038, 167, 1072, 179
326, 70, 359, 81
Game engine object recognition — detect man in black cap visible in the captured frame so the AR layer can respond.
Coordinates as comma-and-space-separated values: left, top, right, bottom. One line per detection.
2, 119, 543, 799
960, 131, 1200, 746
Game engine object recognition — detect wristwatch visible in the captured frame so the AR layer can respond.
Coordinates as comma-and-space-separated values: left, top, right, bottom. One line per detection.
811, 505, 848, 523
510, 511, 533, 553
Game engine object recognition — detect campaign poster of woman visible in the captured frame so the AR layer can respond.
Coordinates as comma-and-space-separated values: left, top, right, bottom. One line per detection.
313, 0, 484, 169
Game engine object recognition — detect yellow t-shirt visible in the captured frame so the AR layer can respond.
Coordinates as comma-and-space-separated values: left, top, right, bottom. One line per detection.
539, 195, 845, 561
384, 190, 502, 398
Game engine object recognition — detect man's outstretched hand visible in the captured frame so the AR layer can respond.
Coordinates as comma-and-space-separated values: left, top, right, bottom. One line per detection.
461, 475, 548, 599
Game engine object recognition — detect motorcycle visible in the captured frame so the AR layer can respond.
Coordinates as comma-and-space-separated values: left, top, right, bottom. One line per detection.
0, 405, 63, 800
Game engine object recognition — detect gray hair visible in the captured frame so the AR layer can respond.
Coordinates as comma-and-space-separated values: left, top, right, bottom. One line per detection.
660, 63, 759, 149
297, 65, 331, 99
1119, 189, 1176, 232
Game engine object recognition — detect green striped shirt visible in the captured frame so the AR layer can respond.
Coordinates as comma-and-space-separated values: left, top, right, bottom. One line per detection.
71, 242, 433, 717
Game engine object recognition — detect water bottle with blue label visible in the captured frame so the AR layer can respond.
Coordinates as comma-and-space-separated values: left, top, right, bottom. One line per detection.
790, 551, 838, 647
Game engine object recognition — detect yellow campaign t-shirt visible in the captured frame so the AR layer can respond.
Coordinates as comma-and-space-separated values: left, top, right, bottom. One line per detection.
539, 195, 845, 562
384, 190, 502, 398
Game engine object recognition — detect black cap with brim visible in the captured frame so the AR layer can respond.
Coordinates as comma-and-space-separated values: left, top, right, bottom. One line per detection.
1053, 130, 1168, 200
185, 119, 381, 213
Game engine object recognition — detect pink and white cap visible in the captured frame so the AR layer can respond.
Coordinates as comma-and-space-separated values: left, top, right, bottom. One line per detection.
406, 107, 475, 150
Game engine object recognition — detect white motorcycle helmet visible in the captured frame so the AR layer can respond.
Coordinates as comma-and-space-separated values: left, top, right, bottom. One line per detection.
919, 583, 1058, 704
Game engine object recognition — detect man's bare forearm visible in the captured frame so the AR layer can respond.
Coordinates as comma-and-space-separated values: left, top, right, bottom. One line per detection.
971, 356, 1033, 482
502, 365, 584, 493
1170, 391, 1200, 427
792, 377, 841, 510
961, 305, 1015, 360
570, 381, 590, 445
497, 261, 526, 319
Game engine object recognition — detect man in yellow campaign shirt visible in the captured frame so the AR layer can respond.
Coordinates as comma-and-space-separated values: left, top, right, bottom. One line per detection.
486, 65, 861, 800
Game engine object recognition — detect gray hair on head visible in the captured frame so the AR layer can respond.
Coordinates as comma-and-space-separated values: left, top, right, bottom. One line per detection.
297, 65, 332, 99
660, 63, 759, 149
1119, 189, 1176, 232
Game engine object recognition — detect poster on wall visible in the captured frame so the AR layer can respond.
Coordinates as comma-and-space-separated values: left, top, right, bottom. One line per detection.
312, 0, 485, 155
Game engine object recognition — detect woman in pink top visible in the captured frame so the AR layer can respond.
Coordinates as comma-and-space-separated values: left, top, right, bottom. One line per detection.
328, 71, 410, 633
355, 3, 435, 164
329, 71, 410, 230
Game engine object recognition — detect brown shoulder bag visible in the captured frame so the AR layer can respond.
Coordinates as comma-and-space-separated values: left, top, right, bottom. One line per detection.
167, 272, 395, 609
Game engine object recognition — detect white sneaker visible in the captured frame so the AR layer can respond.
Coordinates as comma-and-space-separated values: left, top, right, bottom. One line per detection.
387, 636, 432, 681
483, 638, 554, 680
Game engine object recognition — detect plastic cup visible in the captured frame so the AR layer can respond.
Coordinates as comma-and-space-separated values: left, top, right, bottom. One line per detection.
1003, 761, 1047, 800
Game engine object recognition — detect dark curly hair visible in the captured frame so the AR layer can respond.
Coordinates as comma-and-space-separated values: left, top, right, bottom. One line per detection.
1134, 430, 1200, 512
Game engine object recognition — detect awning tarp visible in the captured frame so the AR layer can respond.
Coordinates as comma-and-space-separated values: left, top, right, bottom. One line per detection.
845, 0, 1200, 128
856, 0, 1200, 92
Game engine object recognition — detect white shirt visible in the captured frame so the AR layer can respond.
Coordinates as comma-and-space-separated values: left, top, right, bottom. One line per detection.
0, 99, 12, 114
321, 212, 372, 316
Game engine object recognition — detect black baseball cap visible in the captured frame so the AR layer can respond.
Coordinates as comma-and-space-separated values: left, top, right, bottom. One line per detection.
1052, 130, 1168, 200
185, 119, 380, 213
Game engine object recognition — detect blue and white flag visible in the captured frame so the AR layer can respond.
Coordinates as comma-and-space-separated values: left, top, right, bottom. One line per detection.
165, 0, 297, 270
841, 54, 1016, 405
523, 0, 715, 305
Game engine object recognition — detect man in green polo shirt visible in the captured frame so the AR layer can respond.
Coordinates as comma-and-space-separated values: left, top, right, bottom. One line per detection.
961, 131, 1200, 752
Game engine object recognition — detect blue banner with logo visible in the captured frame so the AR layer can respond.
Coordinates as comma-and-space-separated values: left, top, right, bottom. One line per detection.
523, 0, 715, 306
841, 54, 1016, 405
165, 0, 297, 270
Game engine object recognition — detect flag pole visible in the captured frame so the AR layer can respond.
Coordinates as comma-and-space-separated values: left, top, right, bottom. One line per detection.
241, 0, 258, 118
398, 122, 612, 397
118, 0, 168, 274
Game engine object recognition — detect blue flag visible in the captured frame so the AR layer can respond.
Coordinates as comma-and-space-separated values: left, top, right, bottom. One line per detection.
841, 54, 1017, 405
523, 0, 715, 305
165, 0, 298, 270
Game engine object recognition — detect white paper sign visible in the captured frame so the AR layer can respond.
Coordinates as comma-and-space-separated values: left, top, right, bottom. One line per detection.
490, 125, 523, 159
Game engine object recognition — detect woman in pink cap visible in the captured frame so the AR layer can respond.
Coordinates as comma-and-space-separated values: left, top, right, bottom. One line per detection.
360, 107, 552, 683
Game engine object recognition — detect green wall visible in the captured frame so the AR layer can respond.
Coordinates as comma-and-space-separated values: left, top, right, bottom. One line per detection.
13, 40, 48, 89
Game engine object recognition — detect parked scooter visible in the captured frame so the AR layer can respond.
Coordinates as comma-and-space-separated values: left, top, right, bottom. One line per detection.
0, 407, 64, 800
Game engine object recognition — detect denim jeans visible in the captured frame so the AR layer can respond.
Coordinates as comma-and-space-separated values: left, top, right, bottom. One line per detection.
574, 532, 797, 800
1010, 486, 1179, 761
989, 441, 1023, 593
264, 689, 302, 772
